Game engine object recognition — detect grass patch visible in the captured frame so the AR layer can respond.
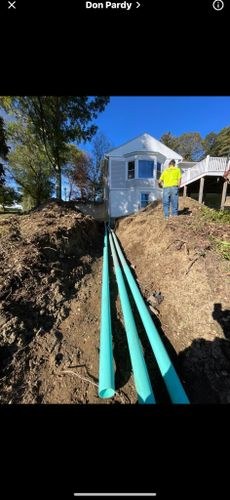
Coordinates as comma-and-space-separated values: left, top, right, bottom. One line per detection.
0, 213, 14, 220
213, 238, 230, 260
201, 206, 230, 224
0, 213, 21, 220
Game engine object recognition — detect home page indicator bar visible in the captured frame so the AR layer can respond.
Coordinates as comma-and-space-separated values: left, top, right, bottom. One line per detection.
74, 494, 157, 497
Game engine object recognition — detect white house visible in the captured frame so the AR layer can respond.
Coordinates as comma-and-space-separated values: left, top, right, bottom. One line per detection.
104, 132, 183, 218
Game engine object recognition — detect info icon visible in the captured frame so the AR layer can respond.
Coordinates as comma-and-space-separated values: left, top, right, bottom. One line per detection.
212, 0, 224, 10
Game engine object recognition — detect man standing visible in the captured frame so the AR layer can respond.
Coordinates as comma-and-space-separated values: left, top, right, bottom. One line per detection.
158, 159, 182, 220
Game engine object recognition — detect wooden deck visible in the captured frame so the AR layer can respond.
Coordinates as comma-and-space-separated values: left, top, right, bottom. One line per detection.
180, 156, 229, 209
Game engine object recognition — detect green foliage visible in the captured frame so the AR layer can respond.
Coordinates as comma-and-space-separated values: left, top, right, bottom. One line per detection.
160, 131, 204, 161
64, 133, 112, 202
0, 116, 9, 185
161, 126, 230, 162
0, 185, 21, 211
160, 132, 179, 152
214, 239, 230, 260
202, 132, 219, 156
201, 207, 230, 260
89, 131, 112, 201
22, 194, 38, 211
0, 97, 13, 111
0, 97, 110, 199
64, 144, 92, 200
8, 121, 54, 208
177, 132, 204, 161
202, 127, 230, 157
201, 206, 230, 223
215, 126, 230, 156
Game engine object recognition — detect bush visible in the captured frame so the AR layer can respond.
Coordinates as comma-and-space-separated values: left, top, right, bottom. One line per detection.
214, 239, 230, 260
201, 206, 230, 224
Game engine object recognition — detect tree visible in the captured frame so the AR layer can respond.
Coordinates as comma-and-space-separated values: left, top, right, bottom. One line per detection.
160, 132, 180, 152
161, 131, 204, 161
90, 131, 112, 202
177, 132, 204, 161
64, 145, 92, 200
202, 132, 219, 156
0, 116, 9, 185
0, 185, 21, 212
202, 126, 230, 157
0, 96, 110, 200
7, 122, 54, 209
64, 132, 113, 203
63, 162, 75, 201
215, 126, 230, 156
63, 144, 79, 201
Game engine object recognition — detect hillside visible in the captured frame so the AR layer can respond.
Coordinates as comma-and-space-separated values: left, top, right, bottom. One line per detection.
116, 197, 230, 403
0, 198, 230, 403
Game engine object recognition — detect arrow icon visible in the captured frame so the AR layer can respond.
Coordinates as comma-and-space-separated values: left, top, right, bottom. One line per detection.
136, 2, 141, 7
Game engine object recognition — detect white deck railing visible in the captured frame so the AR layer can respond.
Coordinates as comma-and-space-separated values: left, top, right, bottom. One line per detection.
180, 156, 228, 187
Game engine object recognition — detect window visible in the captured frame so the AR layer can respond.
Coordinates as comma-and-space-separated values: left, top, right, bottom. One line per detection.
128, 160, 135, 179
156, 162, 162, 179
139, 160, 154, 178
141, 193, 149, 208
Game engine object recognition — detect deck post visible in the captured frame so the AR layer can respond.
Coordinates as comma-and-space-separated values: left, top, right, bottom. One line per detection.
220, 180, 228, 210
183, 185, 187, 197
198, 177, 205, 204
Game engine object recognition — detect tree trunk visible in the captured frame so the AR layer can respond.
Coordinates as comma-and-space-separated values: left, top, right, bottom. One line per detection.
55, 167, 62, 200
69, 183, 73, 201
36, 186, 42, 207
36, 195, 41, 208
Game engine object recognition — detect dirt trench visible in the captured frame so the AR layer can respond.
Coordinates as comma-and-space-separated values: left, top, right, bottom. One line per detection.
1, 197, 230, 404
0, 201, 136, 404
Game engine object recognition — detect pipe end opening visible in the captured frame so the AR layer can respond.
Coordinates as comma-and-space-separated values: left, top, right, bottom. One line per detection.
99, 388, 115, 399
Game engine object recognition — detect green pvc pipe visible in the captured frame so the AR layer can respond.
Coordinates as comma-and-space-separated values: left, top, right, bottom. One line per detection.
109, 233, 155, 404
98, 226, 115, 398
111, 230, 190, 405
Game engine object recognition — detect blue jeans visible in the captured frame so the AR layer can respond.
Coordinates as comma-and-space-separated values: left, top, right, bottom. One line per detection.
163, 187, 179, 218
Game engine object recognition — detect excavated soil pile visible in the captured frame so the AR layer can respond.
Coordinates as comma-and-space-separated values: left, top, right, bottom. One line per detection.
116, 197, 230, 403
0, 200, 103, 403
0, 201, 135, 404
1, 197, 230, 404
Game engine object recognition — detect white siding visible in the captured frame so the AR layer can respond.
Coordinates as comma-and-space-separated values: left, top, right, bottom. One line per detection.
110, 190, 138, 217
110, 159, 126, 188
107, 143, 171, 218
126, 178, 157, 189
110, 188, 162, 217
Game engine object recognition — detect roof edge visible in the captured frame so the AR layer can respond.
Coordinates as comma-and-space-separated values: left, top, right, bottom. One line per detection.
106, 132, 152, 155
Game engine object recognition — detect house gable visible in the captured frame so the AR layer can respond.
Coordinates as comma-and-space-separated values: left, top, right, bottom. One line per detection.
107, 132, 182, 160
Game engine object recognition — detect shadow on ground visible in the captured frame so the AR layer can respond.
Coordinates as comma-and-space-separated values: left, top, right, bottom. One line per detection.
109, 251, 133, 391
178, 303, 230, 404
178, 206, 192, 216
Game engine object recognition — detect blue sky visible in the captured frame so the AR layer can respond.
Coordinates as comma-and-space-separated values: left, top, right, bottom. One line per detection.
2, 96, 230, 199
79, 96, 230, 153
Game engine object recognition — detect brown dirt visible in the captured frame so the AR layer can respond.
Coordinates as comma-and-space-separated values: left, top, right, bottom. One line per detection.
116, 197, 230, 403
0, 200, 135, 404
1, 197, 230, 404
